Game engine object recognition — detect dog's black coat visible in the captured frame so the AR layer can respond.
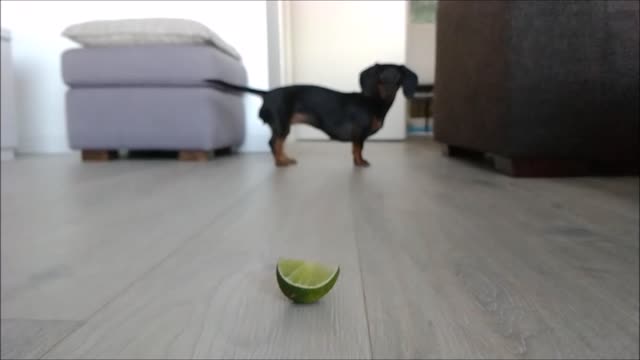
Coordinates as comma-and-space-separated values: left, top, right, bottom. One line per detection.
206, 63, 418, 166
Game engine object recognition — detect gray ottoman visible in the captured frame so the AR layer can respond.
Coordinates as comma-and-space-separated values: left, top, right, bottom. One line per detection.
62, 45, 247, 161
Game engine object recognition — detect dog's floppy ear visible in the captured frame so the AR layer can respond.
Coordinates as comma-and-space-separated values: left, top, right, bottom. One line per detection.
359, 64, 380, 96
401, 66, 418, 98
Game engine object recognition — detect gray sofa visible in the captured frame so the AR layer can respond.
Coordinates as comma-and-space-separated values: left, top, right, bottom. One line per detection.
433, 0, 639, 176
62, 45, 247, 161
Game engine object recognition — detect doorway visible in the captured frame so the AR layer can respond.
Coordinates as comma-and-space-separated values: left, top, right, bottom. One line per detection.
278, 1, 409, 141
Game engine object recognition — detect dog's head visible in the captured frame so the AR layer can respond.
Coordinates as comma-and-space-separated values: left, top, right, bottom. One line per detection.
359, 64, 418, 100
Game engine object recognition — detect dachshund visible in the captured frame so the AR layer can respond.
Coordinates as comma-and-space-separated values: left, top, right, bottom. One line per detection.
207, 63, 418, 167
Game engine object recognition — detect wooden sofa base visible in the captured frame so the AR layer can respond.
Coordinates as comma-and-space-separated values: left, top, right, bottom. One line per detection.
443, 145, 638, 177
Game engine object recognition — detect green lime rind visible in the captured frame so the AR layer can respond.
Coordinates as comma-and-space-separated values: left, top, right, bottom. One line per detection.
276, 259, 340, 304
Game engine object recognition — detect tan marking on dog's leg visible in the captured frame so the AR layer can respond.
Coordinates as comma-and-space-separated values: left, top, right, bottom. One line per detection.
352, 143, 370, 167
273, 138, 297, 167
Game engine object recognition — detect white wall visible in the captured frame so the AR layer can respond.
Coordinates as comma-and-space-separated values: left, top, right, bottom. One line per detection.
1, 29, 18, 159
289, 0, 408, 141
0, 0, 272, 154
266, 1, 286, 89
406, 23, 436, 84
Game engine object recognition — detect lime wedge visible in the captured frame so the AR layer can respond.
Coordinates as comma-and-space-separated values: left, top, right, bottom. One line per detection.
276, 258, 340, 304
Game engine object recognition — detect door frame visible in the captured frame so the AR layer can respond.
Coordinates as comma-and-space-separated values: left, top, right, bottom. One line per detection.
266, 0, 293, 88
267, 1, 409, 142
266, 0, 296, 140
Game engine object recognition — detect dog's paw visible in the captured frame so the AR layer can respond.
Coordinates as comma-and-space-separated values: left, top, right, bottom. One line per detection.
275, 157, 298, 167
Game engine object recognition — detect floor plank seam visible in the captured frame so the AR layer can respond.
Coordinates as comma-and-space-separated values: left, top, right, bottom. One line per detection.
351, 204, 375, 359
38, 169, 274, 358
505, 182, 639, 247
356, 242, 375, 359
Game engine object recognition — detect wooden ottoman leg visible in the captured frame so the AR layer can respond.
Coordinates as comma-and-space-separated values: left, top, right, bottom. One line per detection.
178, 150, 212, 162
82, 150, 118, 162
214, 147, 233, 157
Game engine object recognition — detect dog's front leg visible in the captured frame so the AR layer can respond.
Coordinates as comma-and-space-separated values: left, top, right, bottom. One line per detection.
352, 141, 370, 167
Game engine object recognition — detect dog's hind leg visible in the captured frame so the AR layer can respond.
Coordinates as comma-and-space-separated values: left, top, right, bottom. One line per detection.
262, 107, 296, 167
270, 135, 297, 167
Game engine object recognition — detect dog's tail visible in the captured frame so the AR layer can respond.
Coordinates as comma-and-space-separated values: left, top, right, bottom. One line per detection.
206, 79, 267, 96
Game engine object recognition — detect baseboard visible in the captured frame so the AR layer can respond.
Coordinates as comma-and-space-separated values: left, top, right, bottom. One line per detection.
1, 149, 15, 160
15, 134, 72, 154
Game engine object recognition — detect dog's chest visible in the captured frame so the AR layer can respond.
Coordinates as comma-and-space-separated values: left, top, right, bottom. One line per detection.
324, 116, 381, 141
326, 122, 356, 142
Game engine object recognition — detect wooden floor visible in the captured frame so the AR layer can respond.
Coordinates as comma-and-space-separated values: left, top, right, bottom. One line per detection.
1, 140, 638, 359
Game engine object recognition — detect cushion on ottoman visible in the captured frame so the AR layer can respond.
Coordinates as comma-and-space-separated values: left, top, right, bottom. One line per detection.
62, 18, 241, 60
62, 45, 246, 87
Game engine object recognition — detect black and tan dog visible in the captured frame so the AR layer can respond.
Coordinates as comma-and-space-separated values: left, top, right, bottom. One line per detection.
207, 63, 418, 167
